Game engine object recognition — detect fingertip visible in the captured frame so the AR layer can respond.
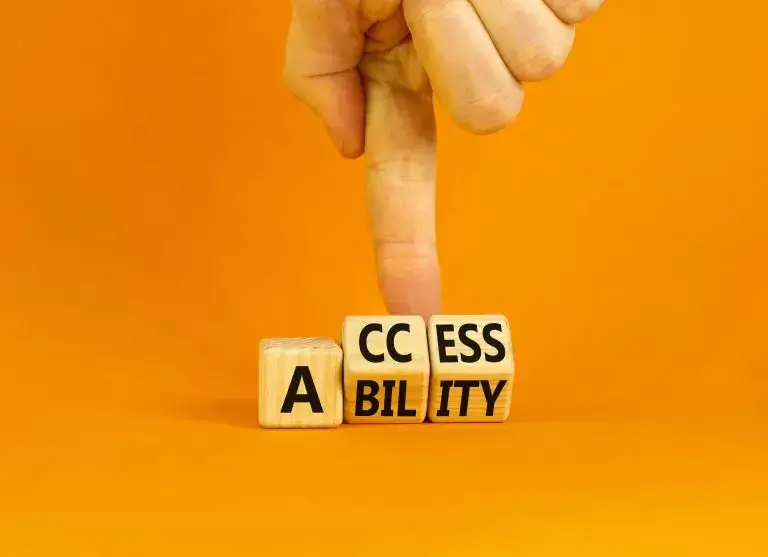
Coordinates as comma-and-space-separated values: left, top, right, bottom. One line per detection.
383, 287, 442, 324
328, 127, 365, 159
346, 134, 366, 158
324, 73, 366, 158
376, 242, 443, 323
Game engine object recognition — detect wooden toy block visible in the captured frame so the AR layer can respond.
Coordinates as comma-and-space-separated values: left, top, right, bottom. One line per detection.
342, 315, 430, 424
259, 337, 343, 428
426, 315, 514, 423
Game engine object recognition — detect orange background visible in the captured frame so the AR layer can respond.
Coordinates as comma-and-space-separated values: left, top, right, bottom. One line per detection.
1, 1, 767, 555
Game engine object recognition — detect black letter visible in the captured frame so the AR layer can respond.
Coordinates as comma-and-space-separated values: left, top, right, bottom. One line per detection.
359, 323, 384, 363
381, 380, 396, 417
436, 380, 453, 417
355, 380, 380, 416
457, 323, 482, 363
481, 380, 507, 416
280, 365, 324, 414
396, 380, 417, 417
453, 380, 480, 416
483, 323, 506, 363
435, 324, 458, 363
387, 323, 412, 363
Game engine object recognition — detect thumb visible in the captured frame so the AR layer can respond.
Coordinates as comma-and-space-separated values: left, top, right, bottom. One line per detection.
361, 44, 442, 321
283, 0, 366, 158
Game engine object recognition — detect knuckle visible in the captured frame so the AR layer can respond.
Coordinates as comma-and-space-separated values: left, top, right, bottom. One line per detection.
376, 239, 438, 275
514, 31, 574, 81
405, 0, 465, 27
548, 0, 605, 24
456, 87, 524, 135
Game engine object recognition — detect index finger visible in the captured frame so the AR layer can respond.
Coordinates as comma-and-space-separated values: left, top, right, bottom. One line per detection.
361, 46, 443, 321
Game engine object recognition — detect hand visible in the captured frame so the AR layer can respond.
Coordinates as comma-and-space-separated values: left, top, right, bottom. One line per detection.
283, 0, 605, 321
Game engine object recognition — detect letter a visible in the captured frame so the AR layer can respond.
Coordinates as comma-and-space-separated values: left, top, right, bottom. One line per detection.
280, 365, 324, 413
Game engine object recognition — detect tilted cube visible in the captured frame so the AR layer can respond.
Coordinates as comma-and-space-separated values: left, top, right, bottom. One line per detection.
259, 337, 343, 428
426, 315, 514, 423
342, 315, 430, 424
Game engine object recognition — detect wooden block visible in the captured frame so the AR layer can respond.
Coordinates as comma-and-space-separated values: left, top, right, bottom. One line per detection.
259, 337, 343, 428
426, 315, 514, 423
342, 315, 430, 424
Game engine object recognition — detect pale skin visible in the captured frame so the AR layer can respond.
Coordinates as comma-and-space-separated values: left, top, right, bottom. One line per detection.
283, 0, 606, 321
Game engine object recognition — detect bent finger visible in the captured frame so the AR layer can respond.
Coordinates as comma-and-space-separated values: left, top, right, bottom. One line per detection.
283, 0, 366, 158
470, 0, 575, 82
543, 0, 606, 24
403, 0, 524, 135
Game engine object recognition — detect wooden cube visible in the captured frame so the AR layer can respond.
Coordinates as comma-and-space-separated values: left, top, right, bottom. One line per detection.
342, 315, 430, 424
426, 315, 514, 423
259, 337, 343, 428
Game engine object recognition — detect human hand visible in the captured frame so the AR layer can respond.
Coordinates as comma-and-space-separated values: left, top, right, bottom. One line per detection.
283, 0, 605, 321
